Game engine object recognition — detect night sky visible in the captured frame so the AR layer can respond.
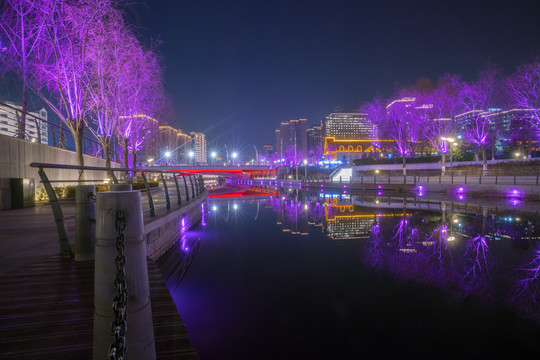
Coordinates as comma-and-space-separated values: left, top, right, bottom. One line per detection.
137, 0, 540, 153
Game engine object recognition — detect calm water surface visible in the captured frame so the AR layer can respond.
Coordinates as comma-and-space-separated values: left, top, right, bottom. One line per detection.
159, 188, 540, 360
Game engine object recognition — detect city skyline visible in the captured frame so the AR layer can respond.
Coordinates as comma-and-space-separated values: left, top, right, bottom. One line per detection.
138, 0, 540, 146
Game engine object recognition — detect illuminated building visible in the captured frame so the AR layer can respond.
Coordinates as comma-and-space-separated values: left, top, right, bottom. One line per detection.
177, 130, 192, 163
263, 144, 275, 155
307, 125, 322, 161
324, 137, 394, 162
190, 132, 207, 164
159, 125, 178, 162
0, 101, 49, 145
275, 118, 308, 162
322, 112, 374, 140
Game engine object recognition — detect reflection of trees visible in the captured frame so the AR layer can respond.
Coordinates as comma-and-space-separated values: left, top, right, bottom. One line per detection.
512, 250, 540, 317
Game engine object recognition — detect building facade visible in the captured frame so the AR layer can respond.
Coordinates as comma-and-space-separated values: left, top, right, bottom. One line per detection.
274, 118, 308, 164
322, 112, 373, 140
159, 125, 178, 163
176, 130, 192, 164
190, 132, 207, 164
0, 101, 49, 145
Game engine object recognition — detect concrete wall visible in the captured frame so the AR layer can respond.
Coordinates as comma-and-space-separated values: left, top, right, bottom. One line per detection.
145, 195, 205, 261
0, 133, 120, 210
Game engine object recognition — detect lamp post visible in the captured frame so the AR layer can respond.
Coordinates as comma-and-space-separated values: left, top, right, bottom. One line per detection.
232, 152, 238, 166
303, 159, 307, 180
164, 151, 171, 166
441, 137, 455, 171
211, 151, 217, 166
188, 150, 194, 165
147, 158, 154, 167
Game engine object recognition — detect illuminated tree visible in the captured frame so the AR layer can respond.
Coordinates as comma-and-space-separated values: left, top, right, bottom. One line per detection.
506, 57, 540, 130
0, 0, 48, 139
459, 66, 501, 175
361, 95, 385, 158
424, 74, 464, 174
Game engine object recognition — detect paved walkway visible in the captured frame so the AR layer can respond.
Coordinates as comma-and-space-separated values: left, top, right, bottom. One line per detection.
0, 186, 201, 359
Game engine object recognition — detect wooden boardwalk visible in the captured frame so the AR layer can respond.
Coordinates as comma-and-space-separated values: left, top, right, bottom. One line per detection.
0, 255, 198, 359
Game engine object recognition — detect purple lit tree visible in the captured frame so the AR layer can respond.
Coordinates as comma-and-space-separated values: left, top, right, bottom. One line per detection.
384, 90, 426, 175
512, 250, 540, 315
0, 0, 48, 139
424, 74, 464, 174
506, 57, 540, 131
361, 95, 385, 158
459, 66, 501, 175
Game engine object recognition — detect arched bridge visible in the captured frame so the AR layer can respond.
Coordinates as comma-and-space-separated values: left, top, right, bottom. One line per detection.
151, 165, 275, 178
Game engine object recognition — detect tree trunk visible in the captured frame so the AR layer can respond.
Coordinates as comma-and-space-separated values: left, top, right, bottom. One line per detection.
491, 145, 495, 163
19, 82, 28, 139
475, 151, 479, 162
73, 128, 85, 180
481, 145, 487, 175
441, 152, 446, 175
402, 155, 406, 176
123, 137, 129, 167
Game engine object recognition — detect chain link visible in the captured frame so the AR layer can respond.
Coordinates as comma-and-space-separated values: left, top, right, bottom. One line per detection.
108, 210, 128, 360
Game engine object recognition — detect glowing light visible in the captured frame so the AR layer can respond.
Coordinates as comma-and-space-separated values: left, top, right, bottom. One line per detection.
448, 236, 455, 241
453, 218, 459, 223
165, 151, 171, 158
212, 205, 217, 211
233, 204, 238, 210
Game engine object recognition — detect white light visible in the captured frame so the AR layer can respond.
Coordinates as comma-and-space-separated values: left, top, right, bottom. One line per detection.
448, 236, 455, 241
375, 170, 379, 173
188, 151, 194, 157
148, 158, 154, 162
304, 204, 308, 210
232, 152, 238, 158
165, 151, 171, 158
303, 159, 307, 165
211, 151, 217, 158
453, 219, 459, 223
233, 204, 238, 210
212, 205, 217, 211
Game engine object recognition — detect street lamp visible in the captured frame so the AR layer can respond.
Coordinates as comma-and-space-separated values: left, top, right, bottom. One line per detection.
441, 137, 455, 170
148, 158, 154, 167
303, 159, 307, 180
232, 152, 238, 165
188, 150, 194, 165
211, 151, 217, 166
164, 151, 171, 166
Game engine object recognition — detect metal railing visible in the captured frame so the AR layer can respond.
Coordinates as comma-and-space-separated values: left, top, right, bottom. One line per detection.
29, 162, 206, 258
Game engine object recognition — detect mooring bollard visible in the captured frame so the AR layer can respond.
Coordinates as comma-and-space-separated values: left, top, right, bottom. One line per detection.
75, 185, 96, 261
93, 191, 156, 360
110, 184, 133, 191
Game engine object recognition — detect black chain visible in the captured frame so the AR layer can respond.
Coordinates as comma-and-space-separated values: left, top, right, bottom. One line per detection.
108, 211, 128, 360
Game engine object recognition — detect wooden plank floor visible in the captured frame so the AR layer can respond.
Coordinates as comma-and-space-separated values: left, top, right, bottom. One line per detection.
0, 255, 198, 359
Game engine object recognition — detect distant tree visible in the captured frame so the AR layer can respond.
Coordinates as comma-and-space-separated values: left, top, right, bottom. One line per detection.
361, 95, 385, 158
459, 66, 501, 175
424, 74, 464, 174
506, 57, 540, 130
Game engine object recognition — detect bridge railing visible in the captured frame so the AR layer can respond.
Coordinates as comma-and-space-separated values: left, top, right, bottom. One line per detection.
29, 162, 206, 258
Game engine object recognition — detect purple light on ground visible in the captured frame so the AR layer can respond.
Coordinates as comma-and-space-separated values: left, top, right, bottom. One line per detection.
377, 185, 383, 189
343, 185, 347, 188
377, 191, 383, 196
343, 191, 347, 194
457, 194, 466, 201
456, 186, 466, 194
509, 198, 522, 206
416, 185, 425, 197
507, 188, 523, 198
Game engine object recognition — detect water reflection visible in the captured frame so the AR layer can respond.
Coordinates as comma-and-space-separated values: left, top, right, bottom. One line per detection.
207, 188, 540, 322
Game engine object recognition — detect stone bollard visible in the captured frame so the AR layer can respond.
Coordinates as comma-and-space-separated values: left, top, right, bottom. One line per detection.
75, 185, 96, 261
93, 191, 156, 360
110, 184, 133, 191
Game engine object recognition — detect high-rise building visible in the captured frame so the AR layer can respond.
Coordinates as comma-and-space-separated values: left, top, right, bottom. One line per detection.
307, 125, 322, 161
0, 101, 49, 145
190, 132, 206, 164
274, 118, 307, 162
322, 112, 373, 140
159, 125, 178, 163
137, 115, 159, 164
176, 130, 192, 163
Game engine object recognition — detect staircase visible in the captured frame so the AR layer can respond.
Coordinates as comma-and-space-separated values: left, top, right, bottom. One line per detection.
330, 167, 352, 182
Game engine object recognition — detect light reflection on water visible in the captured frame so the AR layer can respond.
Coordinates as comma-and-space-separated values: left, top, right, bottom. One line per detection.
159, 187, 540, 359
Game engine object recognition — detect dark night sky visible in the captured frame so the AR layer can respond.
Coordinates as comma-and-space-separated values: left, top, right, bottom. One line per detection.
138, 0, 540, 154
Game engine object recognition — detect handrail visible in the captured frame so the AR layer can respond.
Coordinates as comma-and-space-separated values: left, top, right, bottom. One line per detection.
29, 162, 207, 258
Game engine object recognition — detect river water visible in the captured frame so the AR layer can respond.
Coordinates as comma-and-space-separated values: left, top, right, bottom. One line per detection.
158, 187, 540, 360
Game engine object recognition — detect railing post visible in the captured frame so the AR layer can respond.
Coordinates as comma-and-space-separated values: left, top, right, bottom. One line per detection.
451, 172, 454, 184
465, 172, 467, 184
109, 171, 119, 184
388, 174, 390, 184
173, 175, 182, 205
141, 172, 155, 217
37, 167, 71, 258
94, 191, 156, 360
514, 175, 516, 185
479, 173, 482, 184
75, 185, 96, 261
160, 173, 171, 210
403, 175, 406, 184
182, 174, 190, 202
361, 175, 363, 184
495, 170, 498, 185
189, 175, 196, 198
